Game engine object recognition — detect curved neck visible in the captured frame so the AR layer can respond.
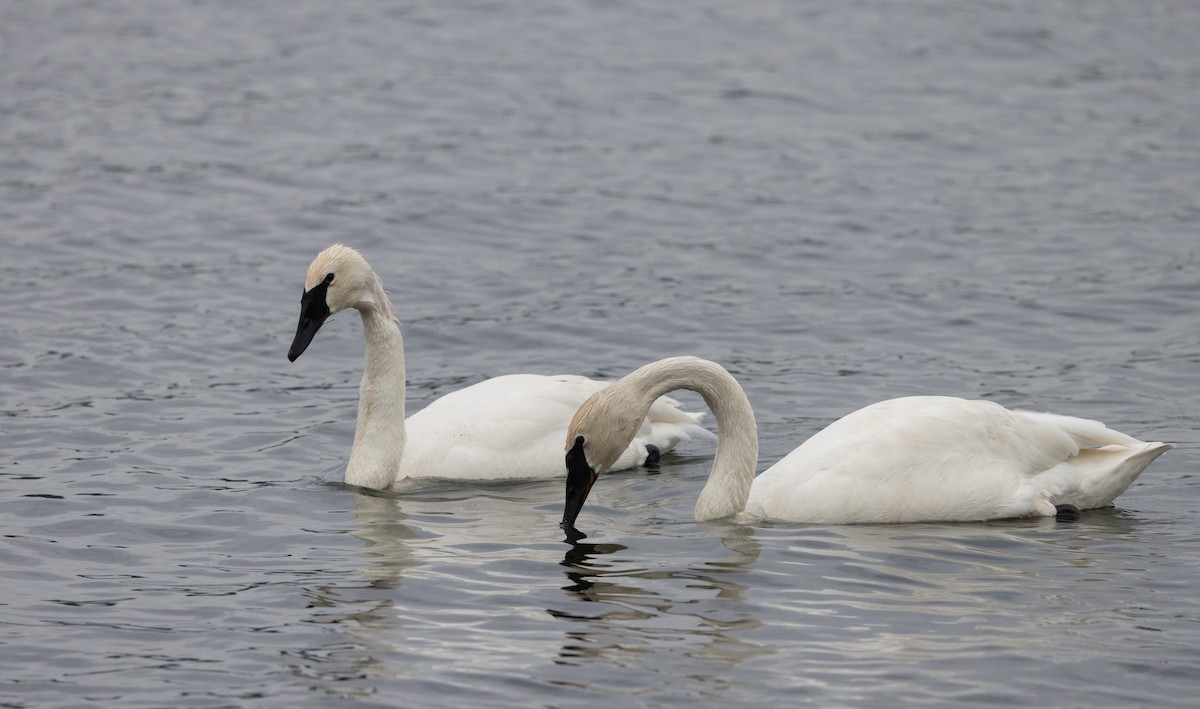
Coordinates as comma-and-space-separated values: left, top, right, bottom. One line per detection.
622, 357, 759, 521
345, 283, 407, 489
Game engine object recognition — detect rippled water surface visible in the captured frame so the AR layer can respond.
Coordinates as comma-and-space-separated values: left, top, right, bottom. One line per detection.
3, 1, 1199, 706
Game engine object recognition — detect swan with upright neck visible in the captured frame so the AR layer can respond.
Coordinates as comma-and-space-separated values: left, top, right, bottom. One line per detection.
561, 356, 1172, 529
287, 245, 709, 489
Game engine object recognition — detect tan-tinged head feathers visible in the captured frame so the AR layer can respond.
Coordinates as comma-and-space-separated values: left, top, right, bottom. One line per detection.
305, 244, 366, 290
301, 244, 395, 321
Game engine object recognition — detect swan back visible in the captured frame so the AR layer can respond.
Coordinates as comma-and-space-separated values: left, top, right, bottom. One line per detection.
746, 396, 1171, 523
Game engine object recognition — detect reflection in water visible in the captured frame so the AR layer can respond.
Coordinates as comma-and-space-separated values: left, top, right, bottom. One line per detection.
288, 485, 1177, 705
746, 510, 1163, 677
342, 490, 426, 587
291, 491, 424, 699
545, 509, 1175, 703
553, 522, 774, 668
558, 539, 630, 598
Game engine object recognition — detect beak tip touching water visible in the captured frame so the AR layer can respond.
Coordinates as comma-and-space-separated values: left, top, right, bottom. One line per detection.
560, 523, 587, 543
563, 435, 597, 532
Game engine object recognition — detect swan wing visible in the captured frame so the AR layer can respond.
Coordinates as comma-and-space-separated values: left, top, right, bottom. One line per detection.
746, 396, 1169, 523
398, 374, 708, 481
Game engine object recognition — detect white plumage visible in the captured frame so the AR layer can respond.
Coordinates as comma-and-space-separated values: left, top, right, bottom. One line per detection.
402, 373, 705, 482
746, 396, 1169, 523
563, 356, 1171, 526
287, 245, 708, 489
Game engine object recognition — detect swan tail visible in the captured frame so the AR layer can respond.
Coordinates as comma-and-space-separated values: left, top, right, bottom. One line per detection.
1016, 409, 1140, 449
606, 395, 713, 471
1044, 440, 1173, 511
644, 394, 715, 445
640, 419, 714, 451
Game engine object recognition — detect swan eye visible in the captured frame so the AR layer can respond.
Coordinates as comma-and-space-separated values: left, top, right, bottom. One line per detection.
324, 273, 335, 284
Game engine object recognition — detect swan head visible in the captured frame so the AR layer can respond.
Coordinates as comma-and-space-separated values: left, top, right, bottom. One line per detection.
288, 244, 391, 361
561, 386, 646, 530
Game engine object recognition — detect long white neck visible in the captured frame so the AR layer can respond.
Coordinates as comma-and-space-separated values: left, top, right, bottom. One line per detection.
619, 357, 759, 521
345, 279, 407, 489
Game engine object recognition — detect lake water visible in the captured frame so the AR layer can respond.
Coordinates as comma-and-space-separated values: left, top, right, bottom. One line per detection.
3, 1, 1199, 705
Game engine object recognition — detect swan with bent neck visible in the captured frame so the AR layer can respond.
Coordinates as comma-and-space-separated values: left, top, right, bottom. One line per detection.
561, 356, 1172, 529
287, 245, 708, 489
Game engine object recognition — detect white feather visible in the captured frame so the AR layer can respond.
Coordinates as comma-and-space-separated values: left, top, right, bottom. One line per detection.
569, 357, 1171, 524
402, 374, 708, 482
290, 246, 709, 488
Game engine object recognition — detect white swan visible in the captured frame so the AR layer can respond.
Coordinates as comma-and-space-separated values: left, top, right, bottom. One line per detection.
561, 356, 1172, 528
287, 245, 709, 489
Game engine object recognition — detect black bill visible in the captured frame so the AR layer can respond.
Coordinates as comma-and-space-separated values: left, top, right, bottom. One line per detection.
287, 279, 332, 361
561, 435, 598, 532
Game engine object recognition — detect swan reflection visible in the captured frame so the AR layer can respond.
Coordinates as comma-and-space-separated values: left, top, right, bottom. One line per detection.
552, 522, 774, 666
289, 490, 423, 695
740, 510, 1161, 667
290, 478, 1165, 705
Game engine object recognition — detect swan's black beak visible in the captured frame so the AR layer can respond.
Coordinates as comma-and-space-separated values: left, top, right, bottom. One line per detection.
287, 281, 332, 362
562, 435, 597, 532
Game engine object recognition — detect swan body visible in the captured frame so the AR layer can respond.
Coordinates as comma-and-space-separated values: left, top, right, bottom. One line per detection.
401, 373, 705, 482
562, 356, 1172, 528
288, 245, 708, 489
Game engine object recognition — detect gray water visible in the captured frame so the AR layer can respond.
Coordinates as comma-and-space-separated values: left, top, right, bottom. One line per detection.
3, 1, 1199, 706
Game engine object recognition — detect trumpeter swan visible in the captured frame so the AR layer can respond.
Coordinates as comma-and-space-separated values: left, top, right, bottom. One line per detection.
287, 245, 708, 489
561, 356, 1171, 529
